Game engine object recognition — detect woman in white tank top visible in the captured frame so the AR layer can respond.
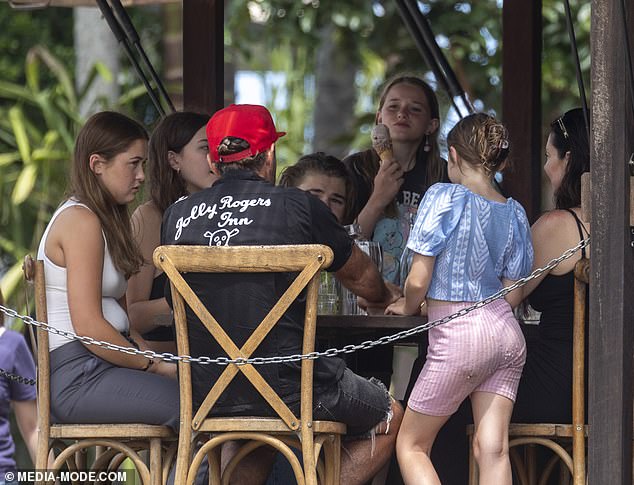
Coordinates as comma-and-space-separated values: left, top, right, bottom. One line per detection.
38, 111, 178, 431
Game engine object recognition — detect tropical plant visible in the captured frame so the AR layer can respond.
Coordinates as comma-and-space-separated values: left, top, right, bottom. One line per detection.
0, 45, 144, 320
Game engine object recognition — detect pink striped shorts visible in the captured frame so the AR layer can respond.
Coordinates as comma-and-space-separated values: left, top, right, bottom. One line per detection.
408, 299, 526, 416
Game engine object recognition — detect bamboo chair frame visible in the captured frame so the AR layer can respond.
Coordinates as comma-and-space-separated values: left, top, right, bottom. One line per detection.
23, 256, 177, 485
153, 244, 346, 485
468, 257, 589, 485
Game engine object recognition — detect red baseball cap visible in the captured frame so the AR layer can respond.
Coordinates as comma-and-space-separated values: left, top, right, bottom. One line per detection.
207, 104, 286, 163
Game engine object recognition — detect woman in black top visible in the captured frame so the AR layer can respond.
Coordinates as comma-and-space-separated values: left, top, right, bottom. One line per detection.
512, 107, 590, 423
127, 111, 214, 352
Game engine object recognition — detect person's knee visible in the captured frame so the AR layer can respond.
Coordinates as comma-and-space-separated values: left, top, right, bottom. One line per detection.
389, 399, 404, 434
396, 426, 432, 457
371, 398, 403, 437
472, 431, 508, 462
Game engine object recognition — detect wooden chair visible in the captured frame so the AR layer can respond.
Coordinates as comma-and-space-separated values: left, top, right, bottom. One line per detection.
153, 244, 347, 485
22, 256, 177, 485
468, 258, 589, 485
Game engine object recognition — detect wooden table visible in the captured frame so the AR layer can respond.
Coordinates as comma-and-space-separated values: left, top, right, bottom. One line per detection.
317, 314, 429, 395
317, 314, 429, 356
317, 314, 426, 330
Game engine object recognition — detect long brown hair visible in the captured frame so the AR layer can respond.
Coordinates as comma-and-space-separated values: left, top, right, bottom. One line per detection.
147, 111, 210, 213
69, 111, 147, 278
357, 75, 445, 218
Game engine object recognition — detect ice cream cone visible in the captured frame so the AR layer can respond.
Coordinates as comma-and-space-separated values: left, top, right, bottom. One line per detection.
371, 123, 393, 164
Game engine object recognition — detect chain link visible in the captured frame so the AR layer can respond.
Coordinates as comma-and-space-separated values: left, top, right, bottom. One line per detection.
0, 367, 36, 386
1, 237, 589, 368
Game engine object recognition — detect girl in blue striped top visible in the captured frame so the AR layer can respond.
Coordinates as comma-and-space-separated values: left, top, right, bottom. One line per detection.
387, 113, 533, 485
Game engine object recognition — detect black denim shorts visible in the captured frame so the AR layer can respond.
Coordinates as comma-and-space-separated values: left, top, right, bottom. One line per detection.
312, 368, 392, 437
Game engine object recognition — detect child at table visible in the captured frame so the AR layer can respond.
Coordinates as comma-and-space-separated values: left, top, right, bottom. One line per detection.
0, 289, 37, 483
386, 113, 533, 485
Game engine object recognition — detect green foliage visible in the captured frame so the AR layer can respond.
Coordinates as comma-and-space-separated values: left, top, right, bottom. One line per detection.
0, 47, 79, 313
0, 3, 74, 85
0, 0, 592, 317
0, 46, 144, 319
542, 0, 591, 122
226, 0, 590, 159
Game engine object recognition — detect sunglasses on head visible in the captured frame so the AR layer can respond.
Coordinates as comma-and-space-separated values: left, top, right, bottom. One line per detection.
556, 116, 569, 140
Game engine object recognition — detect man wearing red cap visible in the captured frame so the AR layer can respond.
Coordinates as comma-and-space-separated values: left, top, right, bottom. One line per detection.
161, 104, 403, 485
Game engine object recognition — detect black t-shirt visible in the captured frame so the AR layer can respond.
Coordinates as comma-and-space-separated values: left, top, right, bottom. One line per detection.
161, 169, 353, 414
343, 148, 441, 284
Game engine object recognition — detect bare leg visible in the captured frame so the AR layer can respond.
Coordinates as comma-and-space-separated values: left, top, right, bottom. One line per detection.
470, 391, 514, 485
340, 399, 404, 485
221, 440, 277, 485
396, 407, 450, 485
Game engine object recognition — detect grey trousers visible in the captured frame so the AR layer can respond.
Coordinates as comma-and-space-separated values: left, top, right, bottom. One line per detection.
49, 340, 179, 431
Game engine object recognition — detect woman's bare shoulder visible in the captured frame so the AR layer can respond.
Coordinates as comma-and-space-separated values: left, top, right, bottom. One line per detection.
531, 209, 583, 266
54, 203, 100, 230
532, 209, 577, 233
132, 201, 162, 222
131, 201, 162, 234
46, 204, 104, 265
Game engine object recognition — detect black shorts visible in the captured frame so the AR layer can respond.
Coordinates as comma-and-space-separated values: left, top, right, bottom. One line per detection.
313, 368, 392, 437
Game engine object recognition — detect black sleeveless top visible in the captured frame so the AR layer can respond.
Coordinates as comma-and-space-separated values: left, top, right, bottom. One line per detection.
528, 209, 588, 341
513, 208, 589, 423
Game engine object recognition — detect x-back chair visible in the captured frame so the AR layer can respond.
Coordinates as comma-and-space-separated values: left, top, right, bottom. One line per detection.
468, 257, 589, 485
153, 244, 346, 485
23, 255, 177, 485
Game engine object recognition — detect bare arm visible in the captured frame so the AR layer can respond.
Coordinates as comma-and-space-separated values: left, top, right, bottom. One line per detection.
127, 203, 173, 334
502, 278, 523, 309
386, 253, 435, 315
335, 245, 400, 307
51, 207, 153, 370
13, 399, 37, 464
356, 159, 403, 239
521, 209, 586, 301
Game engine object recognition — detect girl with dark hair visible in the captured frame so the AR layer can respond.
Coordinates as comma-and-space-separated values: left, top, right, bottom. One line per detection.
37, 111, 178, 430
512, 107, 590, 424
343, 74, 447, 285
127, 112, 214, 352
387, 114, 533, 485
279, 152, 352, 223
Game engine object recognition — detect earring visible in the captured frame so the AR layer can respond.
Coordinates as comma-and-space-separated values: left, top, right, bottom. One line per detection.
423, 134, 431, 152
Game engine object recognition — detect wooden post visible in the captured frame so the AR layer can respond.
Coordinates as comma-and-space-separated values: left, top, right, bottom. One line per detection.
589, 0, 634, 483
500, 0, 542, 223
182, 0, 224, 113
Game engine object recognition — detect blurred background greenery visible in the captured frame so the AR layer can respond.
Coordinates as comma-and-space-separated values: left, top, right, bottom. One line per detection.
0, 0, 590, 311
0, 0, 591, 473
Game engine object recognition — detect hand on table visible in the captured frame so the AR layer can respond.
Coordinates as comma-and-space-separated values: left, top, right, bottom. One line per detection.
385, 296, 424, 316
359, 281, 402, 313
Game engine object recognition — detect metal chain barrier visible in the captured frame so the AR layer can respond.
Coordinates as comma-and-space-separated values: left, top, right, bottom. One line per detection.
0, 237, 589, 370
0, 367, 36, 386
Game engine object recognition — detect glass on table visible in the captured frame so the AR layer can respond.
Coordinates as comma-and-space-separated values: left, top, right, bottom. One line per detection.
340, 239, 383, 315
317, 271, 341, 315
